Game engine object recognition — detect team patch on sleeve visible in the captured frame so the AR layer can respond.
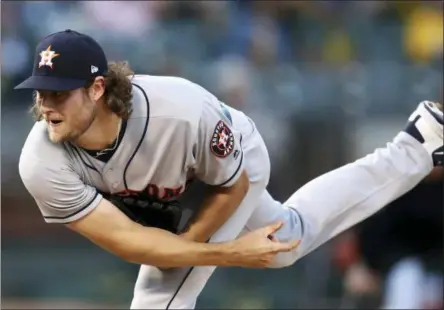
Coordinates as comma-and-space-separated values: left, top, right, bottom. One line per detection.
210, 120, 235, 158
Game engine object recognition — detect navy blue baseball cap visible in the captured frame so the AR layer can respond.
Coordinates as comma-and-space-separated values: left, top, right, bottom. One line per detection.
15, 29, 108, 91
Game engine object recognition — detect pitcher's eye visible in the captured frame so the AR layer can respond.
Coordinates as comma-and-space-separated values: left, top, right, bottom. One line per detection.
51, 91, 70, 102
53, 92, 65, 97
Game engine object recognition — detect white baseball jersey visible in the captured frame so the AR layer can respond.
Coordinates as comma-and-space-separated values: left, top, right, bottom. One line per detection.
18, 74, 436, 309
19, 75, 254, 224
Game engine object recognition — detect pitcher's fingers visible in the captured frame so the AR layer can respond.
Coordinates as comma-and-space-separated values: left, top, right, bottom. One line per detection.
268, 235, 279, 242
273, 240, 300, 253
289, 239, 301, 251
263, 221, 284, 235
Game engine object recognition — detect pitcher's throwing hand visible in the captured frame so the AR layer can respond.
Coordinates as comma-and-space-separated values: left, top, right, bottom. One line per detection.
228, 222, 301, 268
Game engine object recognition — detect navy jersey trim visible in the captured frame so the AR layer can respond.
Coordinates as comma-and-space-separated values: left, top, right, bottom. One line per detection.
123, 83, 150, 190
291, 208, 305, 237
43, 191, 99, 220
216, 152, 244, 187
165, 267, 194, 309
81, 118, 128, 162
165, 237, 212, 309
71, 146, 99, 173
215, 134, 244, 187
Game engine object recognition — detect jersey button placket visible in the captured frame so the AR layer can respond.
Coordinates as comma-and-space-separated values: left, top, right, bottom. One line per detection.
106, 168, 120, 190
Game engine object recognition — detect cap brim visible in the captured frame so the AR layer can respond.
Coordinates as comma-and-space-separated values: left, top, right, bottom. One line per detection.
14, 75, 87, 91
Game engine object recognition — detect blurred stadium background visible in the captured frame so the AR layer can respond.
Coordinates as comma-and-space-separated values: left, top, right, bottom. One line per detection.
1, 1, 443, 309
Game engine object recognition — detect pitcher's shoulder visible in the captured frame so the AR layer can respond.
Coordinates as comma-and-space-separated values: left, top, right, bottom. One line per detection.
20, 121, 69, 164
130, 74, 211, 123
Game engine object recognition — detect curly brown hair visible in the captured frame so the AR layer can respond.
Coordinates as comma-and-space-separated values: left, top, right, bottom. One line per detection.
102, 61, 135, 119
31, 61, 135, 121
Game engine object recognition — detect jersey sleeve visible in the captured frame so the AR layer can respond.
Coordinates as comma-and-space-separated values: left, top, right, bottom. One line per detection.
194, 100, 244, 187
19, 153, 102, 224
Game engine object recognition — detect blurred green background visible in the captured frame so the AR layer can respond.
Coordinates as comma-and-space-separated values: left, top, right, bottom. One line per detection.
2, 1, 442, 309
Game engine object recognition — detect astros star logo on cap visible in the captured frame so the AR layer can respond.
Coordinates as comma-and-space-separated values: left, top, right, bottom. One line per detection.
38, 45, 59, 69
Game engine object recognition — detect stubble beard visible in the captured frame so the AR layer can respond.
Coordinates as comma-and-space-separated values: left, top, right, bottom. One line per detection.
48, 109, 97, 144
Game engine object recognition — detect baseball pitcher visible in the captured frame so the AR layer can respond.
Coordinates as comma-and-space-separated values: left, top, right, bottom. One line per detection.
16, 30, 444, 309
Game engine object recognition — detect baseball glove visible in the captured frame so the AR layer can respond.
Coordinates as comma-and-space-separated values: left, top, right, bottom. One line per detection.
102, 192, 183, 234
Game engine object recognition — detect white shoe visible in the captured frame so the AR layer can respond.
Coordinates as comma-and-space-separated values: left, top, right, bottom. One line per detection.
404, 101, 443, 166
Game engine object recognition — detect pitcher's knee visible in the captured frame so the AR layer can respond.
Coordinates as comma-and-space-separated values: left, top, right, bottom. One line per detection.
267, 251, 299, 269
